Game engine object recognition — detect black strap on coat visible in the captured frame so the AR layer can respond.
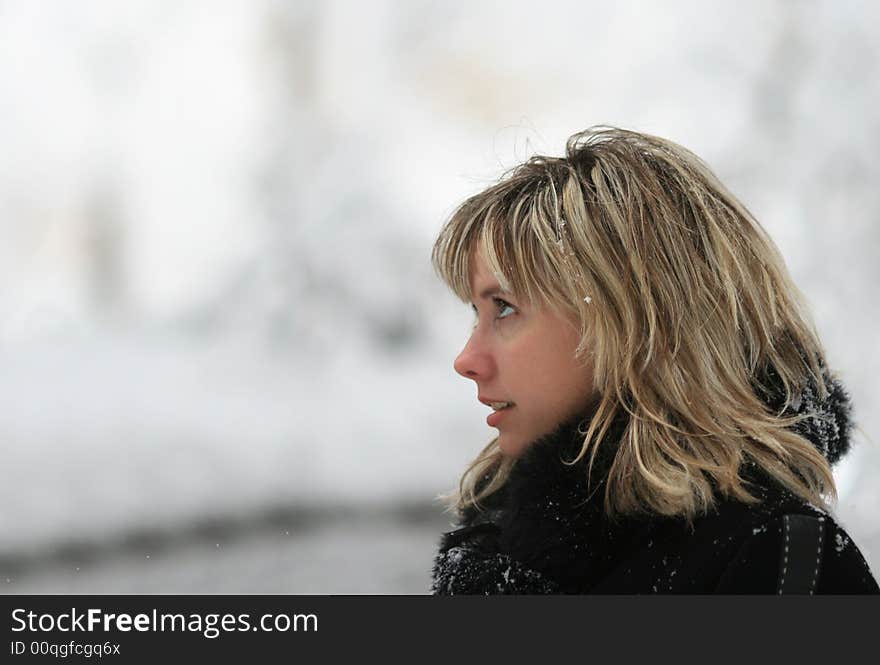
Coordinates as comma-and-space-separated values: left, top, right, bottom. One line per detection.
777, 514, 826, 595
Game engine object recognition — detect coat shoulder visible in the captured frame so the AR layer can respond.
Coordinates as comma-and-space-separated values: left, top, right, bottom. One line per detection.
588, 495, 879, 594
711, 506, 879, 594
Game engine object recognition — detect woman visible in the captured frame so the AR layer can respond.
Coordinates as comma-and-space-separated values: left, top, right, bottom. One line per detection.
430, 127, 878, 594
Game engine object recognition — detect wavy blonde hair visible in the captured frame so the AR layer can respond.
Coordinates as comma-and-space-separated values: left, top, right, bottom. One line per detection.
432, 126, 838, 522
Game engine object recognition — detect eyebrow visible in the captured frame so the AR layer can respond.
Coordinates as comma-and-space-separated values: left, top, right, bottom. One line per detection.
476, 286, 512, 301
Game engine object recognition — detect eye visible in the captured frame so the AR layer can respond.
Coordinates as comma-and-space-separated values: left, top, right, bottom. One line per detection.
493, 297, 516, 319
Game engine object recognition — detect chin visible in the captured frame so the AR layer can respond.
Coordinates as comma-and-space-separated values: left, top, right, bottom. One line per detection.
497, 434, 530, 458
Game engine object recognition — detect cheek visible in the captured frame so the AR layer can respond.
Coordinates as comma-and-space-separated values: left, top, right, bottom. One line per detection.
535, 336, 593, 402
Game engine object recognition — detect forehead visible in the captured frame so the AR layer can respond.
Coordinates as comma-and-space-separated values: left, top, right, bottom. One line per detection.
467, 247, 506, 297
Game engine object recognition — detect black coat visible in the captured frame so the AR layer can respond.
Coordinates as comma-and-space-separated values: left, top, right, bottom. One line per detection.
431, 367, 879, 594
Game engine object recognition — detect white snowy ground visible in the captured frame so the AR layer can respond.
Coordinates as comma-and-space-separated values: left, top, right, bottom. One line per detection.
1, 332, 877, 594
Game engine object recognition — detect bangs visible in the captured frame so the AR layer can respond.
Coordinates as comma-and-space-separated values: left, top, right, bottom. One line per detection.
431, 171, 576, 308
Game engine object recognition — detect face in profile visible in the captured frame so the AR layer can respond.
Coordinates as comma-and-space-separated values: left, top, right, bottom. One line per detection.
454, 246, 597, 457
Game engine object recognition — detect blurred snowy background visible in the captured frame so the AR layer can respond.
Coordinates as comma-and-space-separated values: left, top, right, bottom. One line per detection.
1, 0, 878, 593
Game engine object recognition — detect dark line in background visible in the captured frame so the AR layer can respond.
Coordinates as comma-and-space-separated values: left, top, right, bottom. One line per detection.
0, 499, 449, 582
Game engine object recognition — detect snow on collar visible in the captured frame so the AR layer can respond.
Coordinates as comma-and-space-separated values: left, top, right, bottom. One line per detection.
752, 357, 853, 465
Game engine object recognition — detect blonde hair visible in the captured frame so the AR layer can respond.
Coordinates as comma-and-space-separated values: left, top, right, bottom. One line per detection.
432, 126, 838, 522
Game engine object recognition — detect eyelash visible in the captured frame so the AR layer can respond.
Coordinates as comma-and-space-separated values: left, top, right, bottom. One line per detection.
494, 297, 516, 319
471, 298, 517, 322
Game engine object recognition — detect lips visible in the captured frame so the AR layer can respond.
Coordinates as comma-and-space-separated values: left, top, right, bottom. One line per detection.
478, 396, 515, 428
479, 397, 516, 410
486, 405, 513, 427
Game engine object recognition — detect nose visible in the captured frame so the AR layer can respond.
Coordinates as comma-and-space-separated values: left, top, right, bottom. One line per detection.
454, 330, 494, 381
